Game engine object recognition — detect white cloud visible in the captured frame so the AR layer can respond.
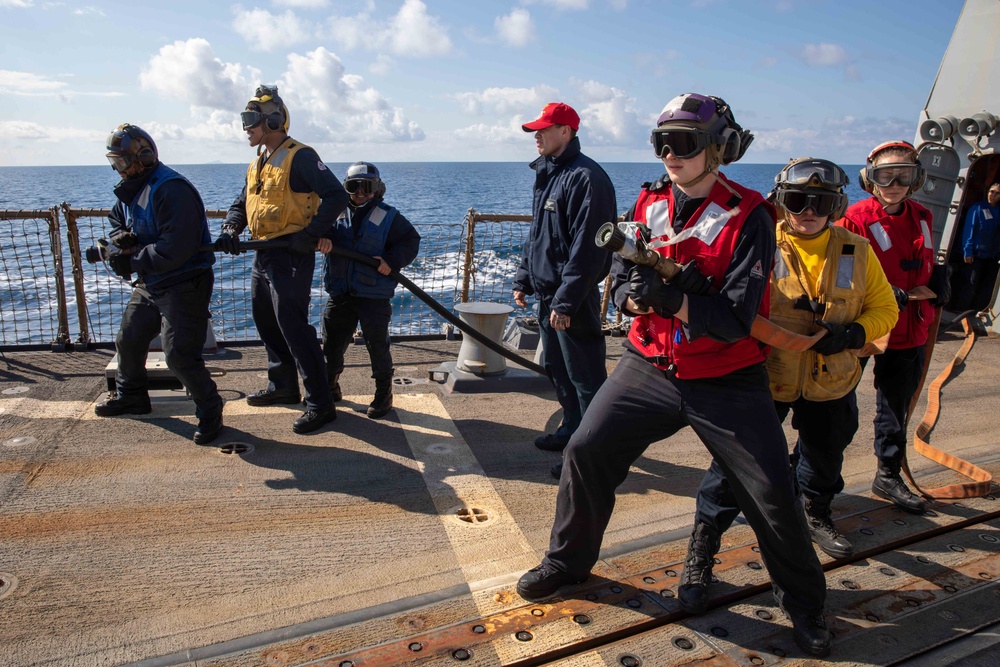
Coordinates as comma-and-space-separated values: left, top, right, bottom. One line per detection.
1, 120, 102, 141
799, 43, 849, 67
0, 0, 33, 7
273, 0, 328, 7
570, 78, 645, 145
453, 119, 528, 145
232, 6, 311, 52
146, 108, 247, 144
327, 0, 451, 57
280, 47, 424, 142
73, 5, 103, 15
750, 115, 913, 158
1, 70, 66, 94
453, 85, 559, 116
524, 0, 588, 9
608, 0, 627, 8
369, 54, 393, 76
495, 8, 535, 47
140, 38, 259, 111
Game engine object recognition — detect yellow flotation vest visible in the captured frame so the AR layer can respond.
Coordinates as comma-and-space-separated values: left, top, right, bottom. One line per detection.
245, 139, 319, 240
768, 224, 869, 402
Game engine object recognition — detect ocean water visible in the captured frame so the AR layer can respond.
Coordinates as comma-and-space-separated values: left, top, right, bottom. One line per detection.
0, 161, 868, 346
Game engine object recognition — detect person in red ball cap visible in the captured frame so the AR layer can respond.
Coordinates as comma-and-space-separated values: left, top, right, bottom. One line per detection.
512, 102, 617, 454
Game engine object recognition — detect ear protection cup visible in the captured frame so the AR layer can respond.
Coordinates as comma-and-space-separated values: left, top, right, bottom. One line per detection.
266, 115, 282, 131
718, 128, 741, 166
123, 124, 157, 168
858, 168, 873, 194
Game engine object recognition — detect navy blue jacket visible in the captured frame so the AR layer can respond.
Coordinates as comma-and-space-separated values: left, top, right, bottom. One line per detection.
512, 137, 616, 315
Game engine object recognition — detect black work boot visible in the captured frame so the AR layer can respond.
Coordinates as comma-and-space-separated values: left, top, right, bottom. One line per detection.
329, 373, 342, 403
367, 377, 393, 419
804, 498, 854, 559
193, 413, 224, 445
677, 522, 721, 614
872, 462, 927, 513
95, 392, 151, 417
516, 563, 588, 601
786, 608, 832, 657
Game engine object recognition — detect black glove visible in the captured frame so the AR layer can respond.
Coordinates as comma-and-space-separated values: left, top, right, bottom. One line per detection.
215, 227, 242, 255
891, 285, 909, 311
811, 320, 866, 356
628, 264, 683, 317
288, 230, 318, 255
669, 262, 713, 295
928, 263, 952, 307
110, 230, 138, 250
107, 247, 133, 279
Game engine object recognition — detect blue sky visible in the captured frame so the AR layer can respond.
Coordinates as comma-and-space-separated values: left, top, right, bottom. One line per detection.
2, 0, 965, 166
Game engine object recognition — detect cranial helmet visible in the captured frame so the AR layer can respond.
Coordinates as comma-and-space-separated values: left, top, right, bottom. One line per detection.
858, 140, 925, 199
344, 161, 386, 198
651, 93, 754, 182
105, 123, 158, 174
772, 157, 850, 220
242, 84, 290, 133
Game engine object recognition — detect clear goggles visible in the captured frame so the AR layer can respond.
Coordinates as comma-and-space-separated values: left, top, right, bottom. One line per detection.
775, 188, 844, 217
779, 160, 848, 189
866, 162, 923, 188
240, 110, 266, 130
106, 153, 132, 172
344, 178, 378, 195
650, 127, 714, 159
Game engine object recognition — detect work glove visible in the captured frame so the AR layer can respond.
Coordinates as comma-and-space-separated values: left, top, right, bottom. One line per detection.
891, 285, 909, 311
669, 262, 713, 295
811, 320, 866, 356
215, 227, 242, 255
287, 230, 319, 255
628, 264, 683, 318
928, 263, 952, 307
107, 247, 133, 279
109, 230, 138, 250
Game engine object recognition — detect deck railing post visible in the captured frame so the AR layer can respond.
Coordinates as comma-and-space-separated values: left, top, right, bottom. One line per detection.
461, 208, 477, 304
61, 203, 91, 349
47, 206, 72, 351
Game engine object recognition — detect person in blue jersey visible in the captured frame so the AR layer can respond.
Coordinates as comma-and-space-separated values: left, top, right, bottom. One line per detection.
317, 162, 421, 419
216, 85, 349, 434
953, 183, 1000, 313
95, 124, 224, 445
517, 94, 831, 658
513, 102, 617, 453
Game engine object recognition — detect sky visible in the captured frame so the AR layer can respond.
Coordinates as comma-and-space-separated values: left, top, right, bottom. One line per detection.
1, 0, 967, 167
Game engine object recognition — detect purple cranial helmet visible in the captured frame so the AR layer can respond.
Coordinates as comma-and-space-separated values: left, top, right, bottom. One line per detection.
656, 93, 721, 126
651, 93, 753, 174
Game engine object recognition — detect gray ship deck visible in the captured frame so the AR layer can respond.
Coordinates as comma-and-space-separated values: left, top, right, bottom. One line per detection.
2, 328, 999, 667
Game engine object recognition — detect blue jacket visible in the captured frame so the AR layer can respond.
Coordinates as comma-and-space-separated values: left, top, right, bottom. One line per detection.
512, 137, 616, 315
110, 163, 213, 289
323, 200, 420, 299
961, 200, 1000, 259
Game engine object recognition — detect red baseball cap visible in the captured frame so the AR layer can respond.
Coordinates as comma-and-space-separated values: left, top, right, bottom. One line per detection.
522, 102, 580, 132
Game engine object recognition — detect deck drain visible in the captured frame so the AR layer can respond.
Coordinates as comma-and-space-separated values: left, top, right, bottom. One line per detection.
3, 436, 36, 448
841, 580, 860, 590
0, 573, 16, 599
393, 377, 417, 386
748, 561, 763, 570
664, 569, 677, 577
573, 614, 591, 625
980, 534, 999, 544
426, 443, 456, 455
408, 642, 423, 652
618, 655, 642, 667
452, 648, 472, 661
515, 631, 533, 642
453, 506, 491, 525
673, 637, 694, 651
1, 386, 29, 395
218, 442, 254, 456
471, 625, 486, 634
659, 589, 674, 598
755, 609, 773, 620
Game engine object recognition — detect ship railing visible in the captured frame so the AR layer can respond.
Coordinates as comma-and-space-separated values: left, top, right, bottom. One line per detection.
1, 206, 621, 351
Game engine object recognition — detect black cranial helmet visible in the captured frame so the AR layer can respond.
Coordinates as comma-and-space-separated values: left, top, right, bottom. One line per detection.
106, 123, 158, 174
772, 157, 850, 220
344, 161, 386, 198
241, 84, 290, 133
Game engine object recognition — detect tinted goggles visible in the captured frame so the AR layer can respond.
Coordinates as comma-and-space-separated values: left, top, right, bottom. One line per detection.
344, 178, 377, 195
775, 189, 843, 217
106, 153, 131, 172
241, 111, 266, 130
781, 160, 848, 188
867, 163, 923, 188
650, 128, 713, 159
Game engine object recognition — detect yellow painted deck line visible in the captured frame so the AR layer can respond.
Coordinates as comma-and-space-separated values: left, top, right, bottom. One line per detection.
393, 393, 603, 666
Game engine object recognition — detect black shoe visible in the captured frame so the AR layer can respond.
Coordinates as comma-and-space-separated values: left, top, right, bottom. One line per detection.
246, 387, 302, 407
534, 432, 570, 452
677, 522, 721, 614
804, 500, 854, 559
516, 563, 588, 601
550, 461, 563, 479
95, 393, 151, 417
872, 465, 927, 513
787, 609, 832, 657
193, 414, 224, 445
367, 381, 393, 419
329, 373, 342, 403
293, 406, 336, 434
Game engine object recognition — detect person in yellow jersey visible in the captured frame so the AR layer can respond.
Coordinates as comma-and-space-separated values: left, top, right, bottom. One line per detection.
216, 85, 349, 434
693, 158, 897, 564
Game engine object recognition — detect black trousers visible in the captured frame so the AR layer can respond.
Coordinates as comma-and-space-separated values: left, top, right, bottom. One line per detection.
537, 291, 607, 437
953, 258, 999, 312
115, 271, 222, 420
545, 350, 826, 615
251, 249, 330, 411
321, 295, 393, 381
862, 346, 925, 469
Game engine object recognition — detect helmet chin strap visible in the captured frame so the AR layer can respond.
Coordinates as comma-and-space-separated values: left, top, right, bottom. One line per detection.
673, 145, 724, 189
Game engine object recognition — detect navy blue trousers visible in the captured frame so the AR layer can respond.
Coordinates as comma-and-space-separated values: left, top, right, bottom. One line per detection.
545, 351, 826, 615
862, 346, 925, 469
251, 249, 331, 411
115, 270, 222, 420
322, 295, 393, 381
537, 290, 607, 437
